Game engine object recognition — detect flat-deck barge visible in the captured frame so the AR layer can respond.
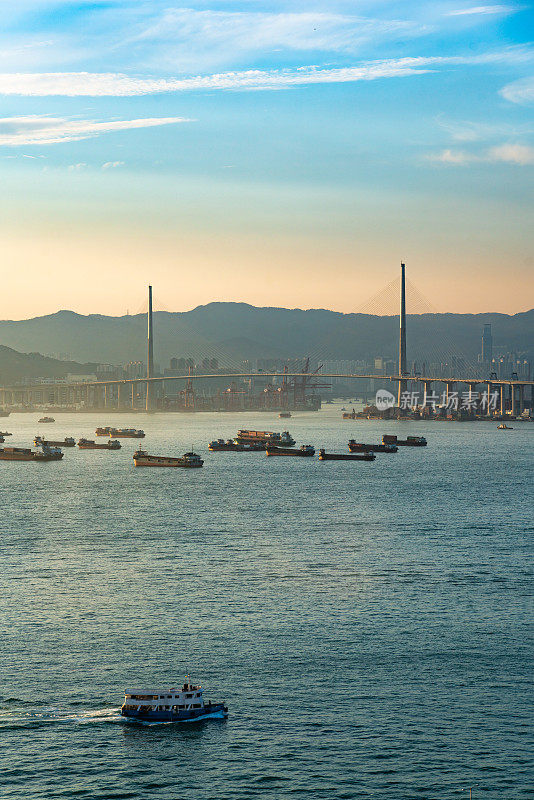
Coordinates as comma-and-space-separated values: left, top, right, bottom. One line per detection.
133, 450, 203, 467
0, 445, 63, 462
96, 427, 145, 438
237, 429, 296, 446
319, 449, 375, 461
78, 438, 121, 450
266, 444, 315, 457
349, 440, 398, 453
382, 434, 427, 447
34, 436, 76, 447
209, 439, 264, 452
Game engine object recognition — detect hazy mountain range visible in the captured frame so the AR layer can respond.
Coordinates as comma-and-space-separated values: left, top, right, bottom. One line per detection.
0, 304, 532, 377
0, 345, 97, 385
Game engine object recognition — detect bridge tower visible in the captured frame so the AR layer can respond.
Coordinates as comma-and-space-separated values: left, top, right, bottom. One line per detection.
146, 285, 154, 411
397, 261, 408, 407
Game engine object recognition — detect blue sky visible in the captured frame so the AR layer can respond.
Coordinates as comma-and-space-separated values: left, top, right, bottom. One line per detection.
0, 0, 533, 317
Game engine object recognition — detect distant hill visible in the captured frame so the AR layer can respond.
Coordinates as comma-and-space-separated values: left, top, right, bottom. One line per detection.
0, 304, 532, 370
0, 345, 97, 385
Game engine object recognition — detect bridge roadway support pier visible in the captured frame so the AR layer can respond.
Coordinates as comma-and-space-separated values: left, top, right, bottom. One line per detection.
487, 383, 493, 417
423, 381, 433, 415
519, 385, 524, 415
467, 382, 479, 417
510, 384, 516, 417
131, 382, 135, 410
445, 381, 456, 408
397, 378, 407, 410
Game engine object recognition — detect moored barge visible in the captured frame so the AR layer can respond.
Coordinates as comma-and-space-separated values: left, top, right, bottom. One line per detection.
38, 417, 55, 423
0, 445, 63, 462
208, 439, 264, 452
348, 440, 398, 453
133, 449, 203, 467
78, 438, 121, 450
237, 429, 296, 446
34, 435, 76, 447
266, 444, 315, 457
96, 427, 145, 438
319, 449, 375, 461
121, 677, 227, 723
382, 434, 427, 447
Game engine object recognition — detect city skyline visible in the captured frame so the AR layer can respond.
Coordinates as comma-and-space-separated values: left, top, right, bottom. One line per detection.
1, 0, 533, 318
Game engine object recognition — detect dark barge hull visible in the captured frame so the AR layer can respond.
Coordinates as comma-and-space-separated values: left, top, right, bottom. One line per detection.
319, 452, 375, 461
348, 443, 398, 453
209, 444, 265, 452
266, 447, 315, 457
37, 440, 76, 447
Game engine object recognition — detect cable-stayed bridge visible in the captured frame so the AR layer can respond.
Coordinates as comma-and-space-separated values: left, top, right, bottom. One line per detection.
1, 265, 532, 416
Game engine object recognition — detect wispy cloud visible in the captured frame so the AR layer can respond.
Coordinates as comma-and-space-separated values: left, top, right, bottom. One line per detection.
447, 5, 517, 16
129, 9, 425, 70
435, 115, 531, 141
500, 75, 534, 104
488, 143, 534, 164
0, 49, 531, 96
428, 148, 474, 164
102, 160, 124, 169
0, 116, 191, 146
427, 142, 534, 165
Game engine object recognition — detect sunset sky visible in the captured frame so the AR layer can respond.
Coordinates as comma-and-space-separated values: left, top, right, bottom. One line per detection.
1, 0, 533, 318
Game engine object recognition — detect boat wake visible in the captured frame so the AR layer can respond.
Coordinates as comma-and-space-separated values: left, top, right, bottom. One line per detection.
0, 703, 122, 729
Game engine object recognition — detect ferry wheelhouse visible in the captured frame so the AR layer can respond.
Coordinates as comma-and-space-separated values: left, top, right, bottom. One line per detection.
121, 678, 227, 723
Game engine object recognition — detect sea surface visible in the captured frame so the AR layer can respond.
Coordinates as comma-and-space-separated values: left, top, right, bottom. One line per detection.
0, 405, 532, 800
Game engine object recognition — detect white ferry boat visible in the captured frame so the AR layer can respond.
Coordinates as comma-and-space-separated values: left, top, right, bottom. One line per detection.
121, 677, 228, 723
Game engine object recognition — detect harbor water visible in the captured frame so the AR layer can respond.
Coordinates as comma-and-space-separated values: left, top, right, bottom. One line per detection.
0, 405, 532, 799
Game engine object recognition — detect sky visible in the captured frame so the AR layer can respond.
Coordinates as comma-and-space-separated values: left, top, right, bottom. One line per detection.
0, 0, 533, 318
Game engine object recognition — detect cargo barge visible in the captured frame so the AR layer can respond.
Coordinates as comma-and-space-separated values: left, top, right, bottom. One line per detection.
208, 439, 265, 452
133, 450, 203, 467
96, 427, 145, 438
382, 434, 427, 447
38, 417, 55, 424
34, 436, 76, 448
348, 440, 398, 453
0, 445, 63, 462
319, 449, 375, 461
266, 444, 315, 457
236, 429, 296, 447
78, 438, 121, 450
